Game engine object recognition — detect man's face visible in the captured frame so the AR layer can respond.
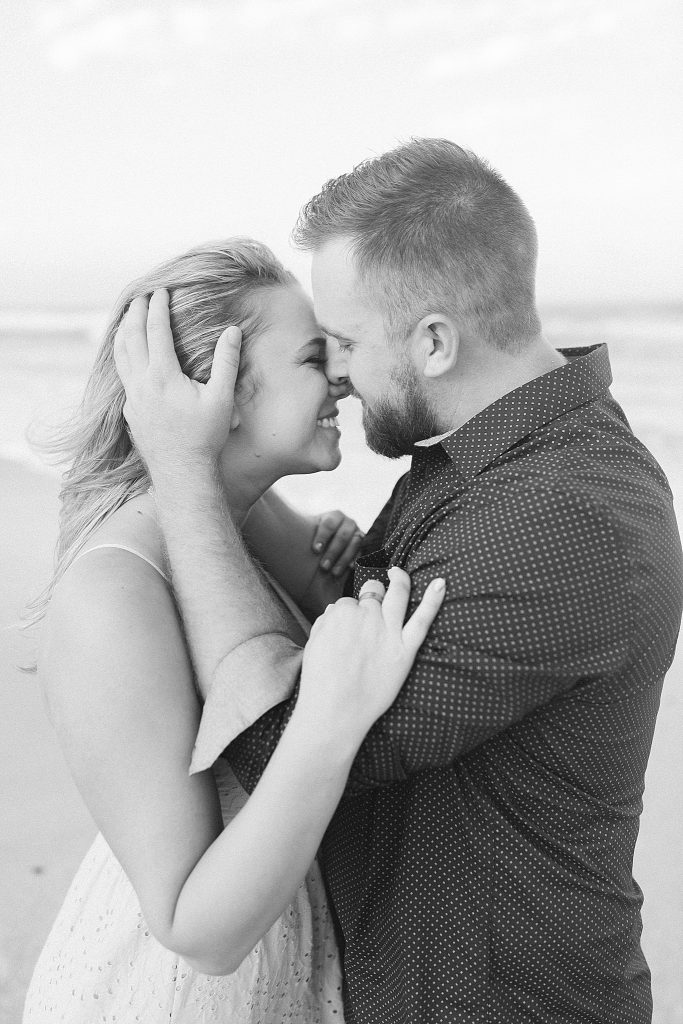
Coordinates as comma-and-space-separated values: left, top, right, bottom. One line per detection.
311, 237, 440, 457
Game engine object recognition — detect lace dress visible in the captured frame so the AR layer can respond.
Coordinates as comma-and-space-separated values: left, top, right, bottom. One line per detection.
23, 543, 345, 1023
23, 757, 344, 1023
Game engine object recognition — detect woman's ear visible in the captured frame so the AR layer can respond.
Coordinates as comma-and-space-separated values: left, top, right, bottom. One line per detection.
410, 315, 459, 380
230, 407, 241, 430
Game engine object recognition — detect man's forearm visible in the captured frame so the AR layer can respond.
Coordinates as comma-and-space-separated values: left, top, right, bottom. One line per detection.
150, 463, 291, 697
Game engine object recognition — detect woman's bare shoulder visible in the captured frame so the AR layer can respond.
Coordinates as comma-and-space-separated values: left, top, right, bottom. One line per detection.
74, 491, 168, 580
40, 494, 183, 714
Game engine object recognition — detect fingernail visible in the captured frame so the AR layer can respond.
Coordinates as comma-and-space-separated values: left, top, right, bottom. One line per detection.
432, 578, 446, 592
321, 559, 331, 571
332, 566, 343, 577
313, 542, 323, 552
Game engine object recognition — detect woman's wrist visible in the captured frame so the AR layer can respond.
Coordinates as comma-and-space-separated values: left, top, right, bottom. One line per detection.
285, 702, 363, 776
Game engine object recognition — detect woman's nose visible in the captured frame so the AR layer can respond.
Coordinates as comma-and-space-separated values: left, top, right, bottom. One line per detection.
325, 340, 352, 397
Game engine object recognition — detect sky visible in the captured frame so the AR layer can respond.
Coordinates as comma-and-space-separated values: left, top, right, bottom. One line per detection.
1, 0, 681, 309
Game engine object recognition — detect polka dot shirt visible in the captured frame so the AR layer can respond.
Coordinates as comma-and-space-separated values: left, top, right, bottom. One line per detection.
227, 344, 683, 1023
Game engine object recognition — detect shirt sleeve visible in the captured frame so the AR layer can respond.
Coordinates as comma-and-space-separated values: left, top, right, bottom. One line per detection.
189, 633, 302, 775
215, 498, 405, 791
348, 482, 633, 791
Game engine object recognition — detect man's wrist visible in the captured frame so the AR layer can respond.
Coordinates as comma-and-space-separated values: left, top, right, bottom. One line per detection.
147, 455, 223, 505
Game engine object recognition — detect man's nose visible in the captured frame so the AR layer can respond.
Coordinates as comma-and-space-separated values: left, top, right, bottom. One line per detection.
325, 339, 352, 398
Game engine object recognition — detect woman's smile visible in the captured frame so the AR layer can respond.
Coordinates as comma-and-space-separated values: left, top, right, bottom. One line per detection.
317, 407, 340, 431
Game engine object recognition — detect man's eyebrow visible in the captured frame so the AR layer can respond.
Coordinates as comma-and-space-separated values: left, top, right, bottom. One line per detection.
318, 325, 357, 343
296, 336, 326, 354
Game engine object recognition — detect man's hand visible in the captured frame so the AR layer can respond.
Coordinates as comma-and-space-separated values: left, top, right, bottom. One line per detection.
114, 289, 242, 476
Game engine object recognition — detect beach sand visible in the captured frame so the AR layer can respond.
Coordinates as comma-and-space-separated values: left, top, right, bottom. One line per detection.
1, 457, 681, 1023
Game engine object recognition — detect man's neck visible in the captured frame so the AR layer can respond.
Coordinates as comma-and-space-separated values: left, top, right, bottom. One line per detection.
436, 336, 567, 433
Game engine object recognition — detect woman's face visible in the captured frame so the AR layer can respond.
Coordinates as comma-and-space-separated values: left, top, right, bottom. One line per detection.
231, 284, 342, 479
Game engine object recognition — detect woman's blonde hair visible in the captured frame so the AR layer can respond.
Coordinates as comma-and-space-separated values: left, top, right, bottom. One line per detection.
24, 238, 296, 643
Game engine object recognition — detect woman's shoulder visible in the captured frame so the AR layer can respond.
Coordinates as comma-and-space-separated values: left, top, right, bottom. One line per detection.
45, 493, 172, 651
40, 495, 184, 712
69, 492, 169, 587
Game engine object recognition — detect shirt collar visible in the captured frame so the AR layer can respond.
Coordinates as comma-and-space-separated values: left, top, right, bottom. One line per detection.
416, 344, 612, 482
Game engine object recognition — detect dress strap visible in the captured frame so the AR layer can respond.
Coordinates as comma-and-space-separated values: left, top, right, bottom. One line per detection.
71, 543, 170, 583
263, 570, 311, 638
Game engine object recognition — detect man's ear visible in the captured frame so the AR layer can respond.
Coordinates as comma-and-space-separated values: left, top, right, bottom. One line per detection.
410, 315, 459, 379
230, 407, 241, 430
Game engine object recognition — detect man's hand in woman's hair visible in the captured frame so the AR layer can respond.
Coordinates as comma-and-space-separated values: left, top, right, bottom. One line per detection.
114, 289, 242, 475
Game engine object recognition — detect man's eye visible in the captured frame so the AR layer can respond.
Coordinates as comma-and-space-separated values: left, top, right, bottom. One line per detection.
306, 356, 327, 367
337, 341, 353, 353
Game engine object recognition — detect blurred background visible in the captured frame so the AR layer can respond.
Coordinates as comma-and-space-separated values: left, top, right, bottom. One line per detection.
1, 1, 681, 1021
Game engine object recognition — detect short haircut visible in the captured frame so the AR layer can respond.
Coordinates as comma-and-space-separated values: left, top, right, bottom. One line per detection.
293, 137, 541, 349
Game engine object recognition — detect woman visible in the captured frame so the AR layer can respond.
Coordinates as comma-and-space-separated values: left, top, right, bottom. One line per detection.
23, 239, 444, 1023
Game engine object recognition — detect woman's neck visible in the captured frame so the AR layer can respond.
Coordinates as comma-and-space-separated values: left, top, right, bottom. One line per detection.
217, 456, 280, 528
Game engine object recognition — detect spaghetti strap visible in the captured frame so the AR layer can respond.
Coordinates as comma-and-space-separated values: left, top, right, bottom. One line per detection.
71, 543, 171, 583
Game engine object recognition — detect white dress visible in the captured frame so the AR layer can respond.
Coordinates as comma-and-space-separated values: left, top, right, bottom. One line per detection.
23, 545, 345, 1024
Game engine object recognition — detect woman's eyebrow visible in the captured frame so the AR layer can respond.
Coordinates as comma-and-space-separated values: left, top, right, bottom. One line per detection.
296, 337, 326, 354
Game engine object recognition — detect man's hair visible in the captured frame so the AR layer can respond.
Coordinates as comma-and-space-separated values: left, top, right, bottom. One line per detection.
293, 137, 541, 349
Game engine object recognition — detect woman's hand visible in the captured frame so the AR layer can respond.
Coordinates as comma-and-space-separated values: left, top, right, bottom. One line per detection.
295, 567, 445, 744
312, 510, 364, 577
114, 289, 242, 474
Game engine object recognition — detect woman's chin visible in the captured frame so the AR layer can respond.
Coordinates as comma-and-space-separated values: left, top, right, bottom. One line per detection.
296, 448, 343, 476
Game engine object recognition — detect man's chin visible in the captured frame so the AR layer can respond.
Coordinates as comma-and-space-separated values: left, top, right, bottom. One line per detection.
361, 411, 415, 460
361, 400, 440, 459
364, 434, 412, 459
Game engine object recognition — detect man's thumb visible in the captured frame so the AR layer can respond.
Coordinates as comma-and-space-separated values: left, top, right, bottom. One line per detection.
208, 326, 242, 397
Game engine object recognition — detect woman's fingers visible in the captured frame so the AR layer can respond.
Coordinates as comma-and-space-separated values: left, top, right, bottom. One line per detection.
312, 511, 343, 554
378, 566, 412, 629
358, 579, 386, 607
329, 530, 363, 576
401, 578, 446, 653
313, 513, 364, 575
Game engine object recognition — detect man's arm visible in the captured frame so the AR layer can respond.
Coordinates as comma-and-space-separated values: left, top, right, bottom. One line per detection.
345, 483, 632, 789
115, 295, 305, 774
155, 466, 294, 689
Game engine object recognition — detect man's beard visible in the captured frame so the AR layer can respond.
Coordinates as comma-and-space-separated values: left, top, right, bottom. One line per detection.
360, 363, 442, 459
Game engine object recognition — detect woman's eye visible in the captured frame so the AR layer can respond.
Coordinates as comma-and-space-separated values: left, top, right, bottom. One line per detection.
306, 356, 327, 367
337, 341, 353, 353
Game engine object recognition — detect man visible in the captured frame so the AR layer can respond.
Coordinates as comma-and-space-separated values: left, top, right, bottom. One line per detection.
117, 138, 682, 1022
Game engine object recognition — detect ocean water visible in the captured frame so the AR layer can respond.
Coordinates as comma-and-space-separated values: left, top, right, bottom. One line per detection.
1, 304, 681, 527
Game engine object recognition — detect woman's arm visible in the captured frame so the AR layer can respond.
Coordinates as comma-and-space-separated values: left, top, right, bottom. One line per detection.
41, 550, 443, 975
242, 487, 363, 619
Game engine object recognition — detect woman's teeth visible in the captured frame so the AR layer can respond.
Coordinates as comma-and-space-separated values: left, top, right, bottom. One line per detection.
317, 416, 339, 429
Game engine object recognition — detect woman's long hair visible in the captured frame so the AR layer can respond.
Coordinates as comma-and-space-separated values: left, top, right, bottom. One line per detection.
24, 238, 296, 648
